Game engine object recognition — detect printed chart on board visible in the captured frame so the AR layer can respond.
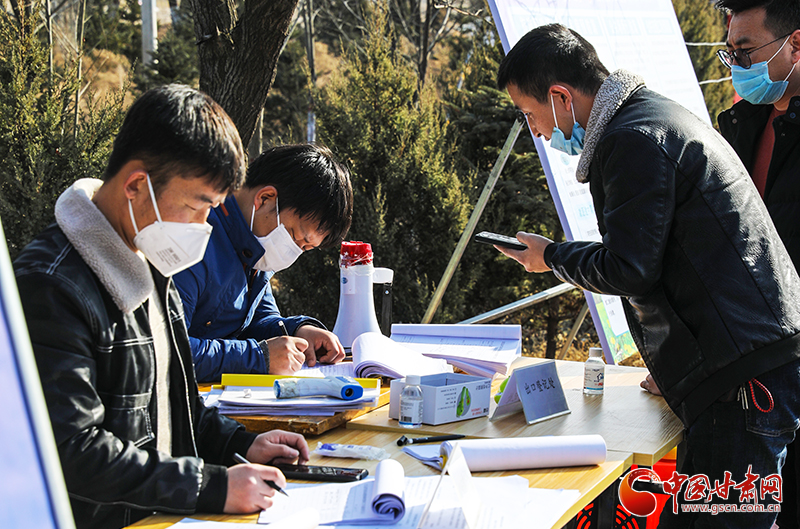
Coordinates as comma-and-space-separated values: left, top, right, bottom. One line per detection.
487, 0, 711, 363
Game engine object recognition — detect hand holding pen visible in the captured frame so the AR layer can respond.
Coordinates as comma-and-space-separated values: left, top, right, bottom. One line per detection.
233, 452, 289, 496
224, 453, 289, 513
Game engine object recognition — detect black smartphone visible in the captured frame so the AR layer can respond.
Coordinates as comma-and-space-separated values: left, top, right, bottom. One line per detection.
273, 463, 369, 482
474, 231, 528, 251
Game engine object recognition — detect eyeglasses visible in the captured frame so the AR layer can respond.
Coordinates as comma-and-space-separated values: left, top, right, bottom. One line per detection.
515, 110, 532, 124
717, 33, 792, 69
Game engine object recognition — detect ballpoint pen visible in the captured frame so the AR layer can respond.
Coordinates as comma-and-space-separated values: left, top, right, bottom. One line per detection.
396, 434, 466, 446
232, 452, 289, 496
277, 320, 289, 336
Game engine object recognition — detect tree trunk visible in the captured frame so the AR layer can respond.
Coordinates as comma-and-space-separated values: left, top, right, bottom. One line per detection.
304, 0, 316, 142
418, 0, 430, 89
189, 0, 300, 147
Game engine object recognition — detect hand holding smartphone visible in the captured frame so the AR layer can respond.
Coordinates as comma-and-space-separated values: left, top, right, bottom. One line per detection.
474, 231, 528, 251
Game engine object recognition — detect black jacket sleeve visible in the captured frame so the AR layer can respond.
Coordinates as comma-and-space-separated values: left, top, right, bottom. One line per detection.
17, 269, 215, 515
545, 128, 675, 297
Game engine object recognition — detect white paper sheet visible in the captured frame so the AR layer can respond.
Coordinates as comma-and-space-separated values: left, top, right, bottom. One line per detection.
403, 436, 606, 472
390, 324, 521, 375
258, 474, 546, 529
175, 507, 319, 528
441, 436, 607, 472
297, 362, 358, 378
259, 459, 406, 526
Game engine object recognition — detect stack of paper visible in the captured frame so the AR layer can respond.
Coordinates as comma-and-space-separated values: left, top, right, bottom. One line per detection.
216, 385, 380, 416
257, 459, 579, 528
390, 324, 522, 377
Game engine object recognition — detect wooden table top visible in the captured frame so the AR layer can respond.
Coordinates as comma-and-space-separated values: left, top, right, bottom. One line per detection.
348, 357, 683, 466
127, 427, 633, 529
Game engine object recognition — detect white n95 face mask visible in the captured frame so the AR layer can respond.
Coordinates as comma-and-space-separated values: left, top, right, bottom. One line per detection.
251, 197, 303, 273
128, 173, 213, 277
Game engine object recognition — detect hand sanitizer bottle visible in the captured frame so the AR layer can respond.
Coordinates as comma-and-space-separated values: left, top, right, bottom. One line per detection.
584, 348, 605, 395
399, 375, 423, 428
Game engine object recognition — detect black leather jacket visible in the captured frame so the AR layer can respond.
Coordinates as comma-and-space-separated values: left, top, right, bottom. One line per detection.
718, 96, 800, 268
14, 224, 258, 529
544, 87, 800, 427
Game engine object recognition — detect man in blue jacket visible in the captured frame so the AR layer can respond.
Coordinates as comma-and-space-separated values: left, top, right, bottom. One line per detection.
174, 144, 352, 381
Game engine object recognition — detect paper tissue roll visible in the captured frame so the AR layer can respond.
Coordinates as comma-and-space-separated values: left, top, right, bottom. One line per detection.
441, 435, 607, 472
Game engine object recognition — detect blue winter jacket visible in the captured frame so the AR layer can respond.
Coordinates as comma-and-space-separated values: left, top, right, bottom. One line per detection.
174, 196, 324, 382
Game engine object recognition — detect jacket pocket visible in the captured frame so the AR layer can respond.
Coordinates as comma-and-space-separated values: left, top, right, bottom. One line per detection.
629, 287, 705, 394
98, 391, 154, 447
745, 359, 800, 437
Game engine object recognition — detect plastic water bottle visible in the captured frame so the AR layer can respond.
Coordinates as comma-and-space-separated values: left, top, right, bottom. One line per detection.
399, 375, 423, 428
584, 348, 605, 395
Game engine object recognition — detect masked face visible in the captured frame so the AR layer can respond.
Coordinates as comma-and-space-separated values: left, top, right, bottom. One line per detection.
128, 173, 213, 277
731, 35, 797, 105
250, 197, 303, 273
549, 92, 585, 156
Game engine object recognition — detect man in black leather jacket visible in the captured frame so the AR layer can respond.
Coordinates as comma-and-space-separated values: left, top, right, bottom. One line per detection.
13, 85, 309, 529
715, 2, 800, 527
496, 24, 800, 527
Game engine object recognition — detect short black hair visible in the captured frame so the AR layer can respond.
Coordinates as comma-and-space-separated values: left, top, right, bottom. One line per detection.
497, 23, 609, 102
246, 144, 353, 249
104, 84, 246, 194
716, 0, 800, 38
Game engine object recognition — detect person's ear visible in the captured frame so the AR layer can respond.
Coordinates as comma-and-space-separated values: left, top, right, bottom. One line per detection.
550, 85, 573, 112
254, 185, 278, 210
790, 30, 800, 63
122, 167, 149, 201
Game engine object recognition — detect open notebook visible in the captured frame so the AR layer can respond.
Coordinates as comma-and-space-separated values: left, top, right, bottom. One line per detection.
294, 332, 453, 380
257, 457, 580, 528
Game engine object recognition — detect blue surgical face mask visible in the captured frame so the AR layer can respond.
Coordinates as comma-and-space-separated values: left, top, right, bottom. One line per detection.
732, 36, 797, 105
549, 92, 585, 156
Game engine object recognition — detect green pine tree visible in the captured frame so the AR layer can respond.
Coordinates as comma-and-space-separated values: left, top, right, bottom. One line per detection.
137, 7, 199, 91
274, 4, 472, 326
440, 21, 590, 356
0, 8, 126, 258
83, 0, 142, 67
261, 29, 312, 146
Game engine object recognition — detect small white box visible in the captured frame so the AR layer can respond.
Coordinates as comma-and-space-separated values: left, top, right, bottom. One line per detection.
389, 373, 491, 425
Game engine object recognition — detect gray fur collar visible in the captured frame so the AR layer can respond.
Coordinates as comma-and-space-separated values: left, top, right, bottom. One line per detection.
576, 69, 646, 183
55, 178, 153, 313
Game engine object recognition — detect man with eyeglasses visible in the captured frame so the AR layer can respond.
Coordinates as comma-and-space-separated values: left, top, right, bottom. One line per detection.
716, 2, 800, 528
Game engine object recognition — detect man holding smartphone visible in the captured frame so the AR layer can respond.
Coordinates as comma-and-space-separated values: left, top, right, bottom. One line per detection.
496, 24, 800, 527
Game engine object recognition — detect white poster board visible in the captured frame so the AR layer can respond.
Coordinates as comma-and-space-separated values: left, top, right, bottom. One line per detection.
0, 220, 75, 528
487, 0, 710, 364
